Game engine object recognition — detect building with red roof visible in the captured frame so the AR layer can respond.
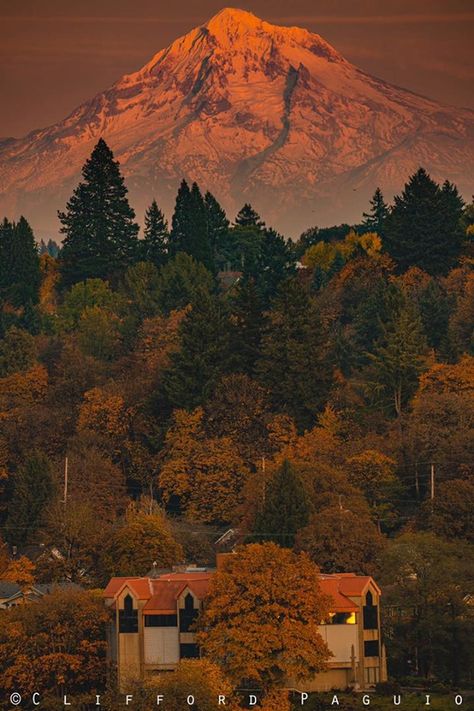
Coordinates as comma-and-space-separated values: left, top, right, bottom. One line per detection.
104, 559, 386, 691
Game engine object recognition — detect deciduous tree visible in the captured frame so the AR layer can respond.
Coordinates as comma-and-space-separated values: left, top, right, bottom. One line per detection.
197, 543, 332, 693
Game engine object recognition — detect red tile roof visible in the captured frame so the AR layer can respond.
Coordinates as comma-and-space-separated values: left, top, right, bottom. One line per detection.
104, 570, 377, 614
319, 577, 359, 613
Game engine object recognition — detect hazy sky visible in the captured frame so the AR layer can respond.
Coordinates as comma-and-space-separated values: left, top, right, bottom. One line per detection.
1, 0, 473, 138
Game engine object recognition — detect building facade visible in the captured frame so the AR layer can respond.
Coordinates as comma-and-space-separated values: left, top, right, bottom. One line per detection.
103, 562, 387, 691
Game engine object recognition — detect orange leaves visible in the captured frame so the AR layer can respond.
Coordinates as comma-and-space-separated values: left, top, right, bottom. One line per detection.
0, 589, 108, 697
160, 408, 249, 523
1, 556, 35, 590
78, 387, 129, 440
197, 543, 332, 690
0, 364, 48, 422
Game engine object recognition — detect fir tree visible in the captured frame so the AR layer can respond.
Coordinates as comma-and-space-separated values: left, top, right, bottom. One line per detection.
205, 191, 229, 270
229, 277, 265, 375
366, 302, 429, 417
163, 291, 231, 410
169, 180, 213, 272
245, 228, 296, 306
235, 203, 265, 228
0, 216, 41, 307
256, 278, 330, 430
142, 199, 168, 267
383, 168, 464, 275
59, 138, 139, 285
251, 460, 310, 548
5, 452, 54, 545
362, 187, 389, 235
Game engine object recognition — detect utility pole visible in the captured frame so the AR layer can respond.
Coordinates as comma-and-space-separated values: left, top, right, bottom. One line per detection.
430, 462, 435, 513
62, 456, 68, 505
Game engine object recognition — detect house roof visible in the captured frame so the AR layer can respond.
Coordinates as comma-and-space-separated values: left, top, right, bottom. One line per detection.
319, 577, 359, 613
104, 569, 376, 615
0, 581, 21, 598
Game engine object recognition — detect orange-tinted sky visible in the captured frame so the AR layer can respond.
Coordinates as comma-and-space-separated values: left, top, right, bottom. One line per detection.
1, 0, 473, 138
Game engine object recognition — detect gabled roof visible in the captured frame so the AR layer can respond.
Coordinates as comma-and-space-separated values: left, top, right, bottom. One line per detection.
104, 569, 379, 614
319, 577, 359, 613
0, 581, 21, 598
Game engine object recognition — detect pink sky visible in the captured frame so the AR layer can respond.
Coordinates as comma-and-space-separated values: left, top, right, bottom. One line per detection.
1, 0, 473, 138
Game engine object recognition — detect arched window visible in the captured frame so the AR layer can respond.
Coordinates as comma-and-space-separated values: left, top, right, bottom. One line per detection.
363, 589, 378, 630
180, 592, 199, 632
119, 593, 138, 633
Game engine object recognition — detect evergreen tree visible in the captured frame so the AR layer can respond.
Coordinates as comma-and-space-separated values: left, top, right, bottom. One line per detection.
0, 217, 41, 307
366, 302, 429, 417
253, 228, 296, 305
251, 460, 310, 548
383, 168, 464, 275
204, 191, 229, 269
155, 253, 214, 315
235, 203, 265, 228
5, 452, 54, 545
229, 277, 265, 375
0, 326, 37, 377
142, 199, 168, 267
163, 291, 232, 410
59, 138, 139, 285
256, 278, 330, 430
362, 187, 389, 235
169, 180, 213, 272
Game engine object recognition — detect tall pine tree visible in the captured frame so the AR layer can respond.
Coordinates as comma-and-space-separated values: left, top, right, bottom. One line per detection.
0, 216, 40, 307
205, 191, 229, 270
5, 452, 54, 546
256, 278, 330, 430
169, 180, 213, 272
362, 187, 389, 236
163, 291, 231, 410
59, 138, 139, 285
251, 460, 310, 548
383, 168, 464, 275
235, 203, 265, 228
142, 199, 168, 267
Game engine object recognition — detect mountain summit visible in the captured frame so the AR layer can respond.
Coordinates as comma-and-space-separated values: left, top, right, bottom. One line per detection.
0, 8, 473, 236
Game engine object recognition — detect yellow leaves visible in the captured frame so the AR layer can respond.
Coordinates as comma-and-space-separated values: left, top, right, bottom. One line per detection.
160, 408, 249, 523
302, 230, 382, 270
303, 241, 336, 270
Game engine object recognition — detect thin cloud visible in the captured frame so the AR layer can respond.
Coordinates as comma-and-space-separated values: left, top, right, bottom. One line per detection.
275, 13, 474, 25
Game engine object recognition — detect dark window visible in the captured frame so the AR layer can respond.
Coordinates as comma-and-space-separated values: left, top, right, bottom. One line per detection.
363, 591, 378, 630
119, 594, 138, 633
145, 614, 178, 627
180, 594, 199, 632
180, 643, 199, 659
364, 640, 380, 657
363, 606, 378, 629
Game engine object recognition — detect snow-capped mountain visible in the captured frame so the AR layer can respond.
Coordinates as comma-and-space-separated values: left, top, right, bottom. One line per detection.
1, 7, 473, 237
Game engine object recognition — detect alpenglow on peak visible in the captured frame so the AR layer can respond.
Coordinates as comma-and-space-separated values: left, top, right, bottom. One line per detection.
0, 7, 472, 238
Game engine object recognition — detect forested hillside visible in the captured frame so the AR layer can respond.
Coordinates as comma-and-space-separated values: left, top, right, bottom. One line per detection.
0, 139, 473, 691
